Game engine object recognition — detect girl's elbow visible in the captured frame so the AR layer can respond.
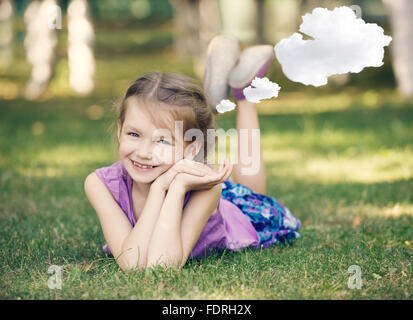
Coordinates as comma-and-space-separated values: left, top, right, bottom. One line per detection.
118, 242, 148, 271
117, 253, 147, 272
118, 263, 133, 272
146, 253, 184, 270
118, 259, 147, 272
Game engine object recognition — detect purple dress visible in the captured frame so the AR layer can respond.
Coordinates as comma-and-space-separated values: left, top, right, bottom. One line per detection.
94, 161, 301, 260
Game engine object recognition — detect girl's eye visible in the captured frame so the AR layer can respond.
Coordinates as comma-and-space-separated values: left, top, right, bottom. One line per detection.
128, 132, 171, 145
158, 139, 171, 145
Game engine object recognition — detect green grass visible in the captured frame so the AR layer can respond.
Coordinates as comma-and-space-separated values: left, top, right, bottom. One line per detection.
0, 43, 412, 300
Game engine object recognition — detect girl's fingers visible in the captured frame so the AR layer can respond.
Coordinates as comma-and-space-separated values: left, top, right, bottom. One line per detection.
221, 160, 232, 180
187, 161, 213, 175
223, 162, 233, 181
221, 159, 229, 175
175, 165, 205, 177
187, 168, 207, 176
218, 158, 227, 172
219, 159, 232, 180
178, 161, 208, 175
176, 159, 231, 183
209, 159, 230, 182
219, 161, 223, 171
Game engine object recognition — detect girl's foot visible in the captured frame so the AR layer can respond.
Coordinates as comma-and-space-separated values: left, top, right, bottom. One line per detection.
203, 35, 240, 111
229, 45, 274, 101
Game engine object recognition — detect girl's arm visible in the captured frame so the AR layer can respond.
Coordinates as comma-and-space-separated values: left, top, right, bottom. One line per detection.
146, 160, 232, 268
84, 172, 167, 271
118, 180, 167, 270
121, 160, 213, 270
146, 176, 225, 269
146, 181, 187, 268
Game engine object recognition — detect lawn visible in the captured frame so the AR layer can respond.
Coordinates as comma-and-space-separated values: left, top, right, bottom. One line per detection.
0, 39, 412, 300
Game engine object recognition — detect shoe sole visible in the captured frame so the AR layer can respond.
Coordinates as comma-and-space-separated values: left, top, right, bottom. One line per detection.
229, 45, 274, 88
203, 35, 240, 107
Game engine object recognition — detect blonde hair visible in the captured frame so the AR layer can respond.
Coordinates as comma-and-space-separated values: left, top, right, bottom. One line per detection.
111, 72, 216, 162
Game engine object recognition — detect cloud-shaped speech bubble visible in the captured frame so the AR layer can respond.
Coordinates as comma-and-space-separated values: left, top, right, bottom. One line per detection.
274, 6, 392, 87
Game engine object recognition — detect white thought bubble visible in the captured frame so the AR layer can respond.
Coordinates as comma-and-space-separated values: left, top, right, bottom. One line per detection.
274, 6, 392, 87
243, 77, 281, 103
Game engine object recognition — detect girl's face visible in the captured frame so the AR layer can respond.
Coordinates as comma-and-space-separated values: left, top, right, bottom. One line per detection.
117, 102, 195, 184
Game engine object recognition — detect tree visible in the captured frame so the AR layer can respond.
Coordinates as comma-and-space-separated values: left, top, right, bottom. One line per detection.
24, 0, 58, 99
170, 0, 221, 78
0, 0, 14, 67
383, 0, 413, 97
67, 0, 95, 94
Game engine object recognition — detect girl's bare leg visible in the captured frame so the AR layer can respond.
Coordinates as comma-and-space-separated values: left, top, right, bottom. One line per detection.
232, 99, 266, 195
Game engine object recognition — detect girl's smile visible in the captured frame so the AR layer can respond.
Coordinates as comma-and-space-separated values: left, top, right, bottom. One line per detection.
130, 159, 159, 171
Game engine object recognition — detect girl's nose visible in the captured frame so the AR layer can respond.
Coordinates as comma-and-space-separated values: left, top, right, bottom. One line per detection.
136, 139, 153, 159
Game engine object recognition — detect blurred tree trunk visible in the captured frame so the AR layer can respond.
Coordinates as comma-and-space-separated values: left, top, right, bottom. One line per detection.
170, 0, 201, 59
300, 0, 347, 14
170, 0, 221, 79
196, 0, 221, 77
383, 0, 413, 97
67, 0, 95, 95
24, 0, 58, 100
264, 0, 302, 44
219, 0, 258, 45
256, 0, 264, 44
0, 0, 13, 67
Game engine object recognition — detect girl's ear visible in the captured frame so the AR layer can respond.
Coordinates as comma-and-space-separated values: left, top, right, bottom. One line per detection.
183, 141, 202, 160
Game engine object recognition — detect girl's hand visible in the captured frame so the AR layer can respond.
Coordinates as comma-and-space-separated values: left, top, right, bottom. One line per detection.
153, 158, 214, 192
171, 158, 233, 193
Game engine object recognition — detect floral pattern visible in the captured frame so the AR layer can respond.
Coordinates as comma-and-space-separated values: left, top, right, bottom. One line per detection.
221, 179, 302, 248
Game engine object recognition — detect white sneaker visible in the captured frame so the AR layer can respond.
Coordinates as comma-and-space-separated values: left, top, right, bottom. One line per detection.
203, 35, 240, 110
229, 45, 274, 89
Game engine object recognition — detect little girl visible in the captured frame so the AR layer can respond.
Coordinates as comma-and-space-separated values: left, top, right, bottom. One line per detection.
84, 35, 302, 271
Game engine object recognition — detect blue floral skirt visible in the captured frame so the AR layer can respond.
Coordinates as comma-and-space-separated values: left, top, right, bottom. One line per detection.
221, 178, 302, 248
